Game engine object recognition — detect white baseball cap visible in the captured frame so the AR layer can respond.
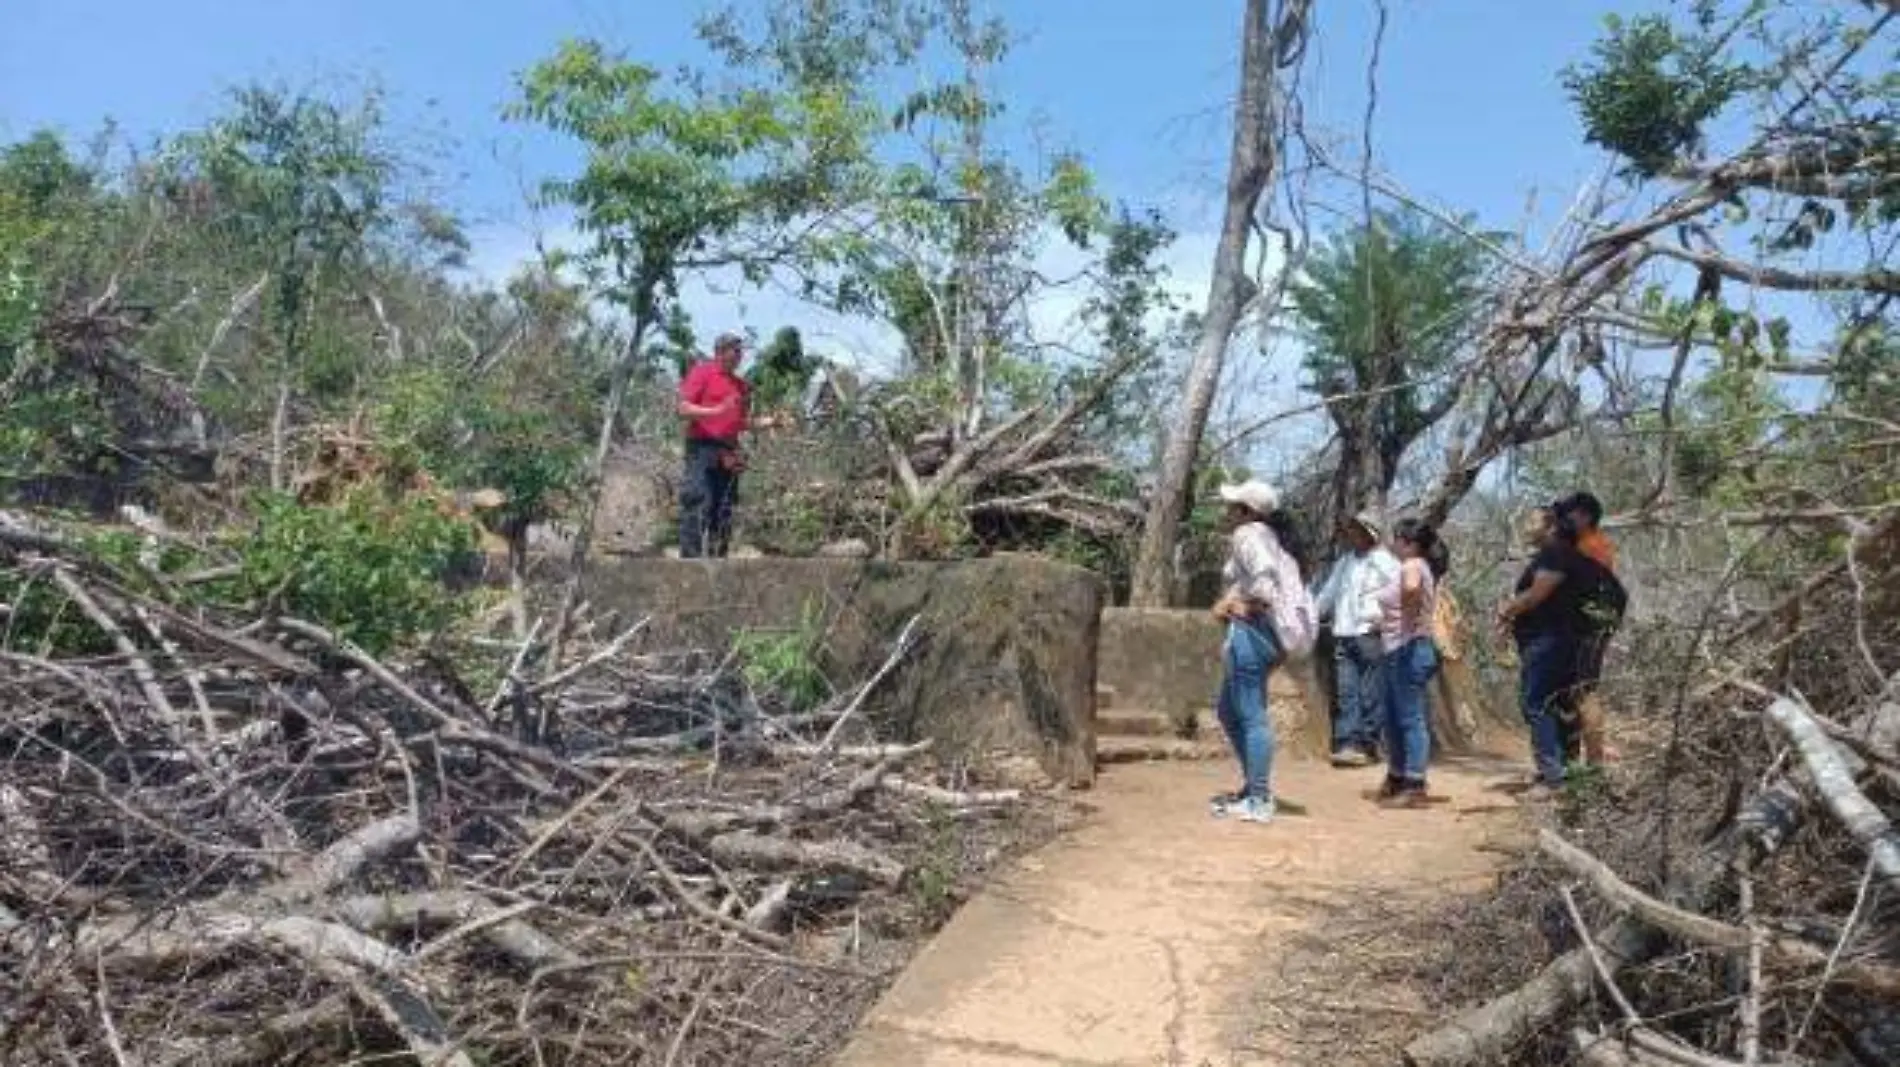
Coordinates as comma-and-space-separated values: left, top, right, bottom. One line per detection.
1217, 480, 1280, 515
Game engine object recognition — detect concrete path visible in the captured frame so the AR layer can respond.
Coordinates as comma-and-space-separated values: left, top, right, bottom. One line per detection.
832, 756, 1524, 1067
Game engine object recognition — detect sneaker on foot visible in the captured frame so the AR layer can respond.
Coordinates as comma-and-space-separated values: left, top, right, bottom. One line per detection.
1330, 747, 1371, 767
1379, 780, 1430, 808
1236, 795, 1276, 823
1209, 785, 1247, 817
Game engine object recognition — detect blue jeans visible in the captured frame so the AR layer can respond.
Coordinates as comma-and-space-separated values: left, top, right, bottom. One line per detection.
1382, 637, 1438, 782
1216, 619, 1281, 801
1516, 632, 1574, 786
1332, 633, 1386, 755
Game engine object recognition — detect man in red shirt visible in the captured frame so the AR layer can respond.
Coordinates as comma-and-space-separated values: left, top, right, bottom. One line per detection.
677, 332, 751, 558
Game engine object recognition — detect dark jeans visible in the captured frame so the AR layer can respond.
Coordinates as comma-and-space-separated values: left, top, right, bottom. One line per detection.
679, 439, 739, 559
1383, 637, 1438, 782
1332, 633, 1386, 755
1516, 631, 1575, 786
1216, 618, 1282, 801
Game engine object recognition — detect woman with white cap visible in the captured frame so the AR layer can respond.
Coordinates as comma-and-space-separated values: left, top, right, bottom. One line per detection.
1208, 479, 1312, 824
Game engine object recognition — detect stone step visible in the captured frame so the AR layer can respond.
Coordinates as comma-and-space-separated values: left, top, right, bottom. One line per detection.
1094, 684, 1116, 710
1095, 736, 1229, 764
1094, 709, 1175, 738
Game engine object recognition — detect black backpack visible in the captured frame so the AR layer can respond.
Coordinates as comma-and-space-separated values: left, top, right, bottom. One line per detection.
1575, 561, 1628, 638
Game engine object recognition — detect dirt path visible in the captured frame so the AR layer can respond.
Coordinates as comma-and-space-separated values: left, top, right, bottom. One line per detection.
832, 756, 1527, 1067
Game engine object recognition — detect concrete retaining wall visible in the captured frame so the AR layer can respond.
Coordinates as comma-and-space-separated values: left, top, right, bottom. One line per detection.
579, 557, 1105, 786
1098, 608, 1328, 756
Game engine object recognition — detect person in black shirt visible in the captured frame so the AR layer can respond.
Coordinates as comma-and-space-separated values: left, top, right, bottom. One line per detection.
1494, 507, 1592, 792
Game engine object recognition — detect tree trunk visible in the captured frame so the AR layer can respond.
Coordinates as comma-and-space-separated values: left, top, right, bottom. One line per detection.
1130, 0, 1302, 606
543, 301, 655, 719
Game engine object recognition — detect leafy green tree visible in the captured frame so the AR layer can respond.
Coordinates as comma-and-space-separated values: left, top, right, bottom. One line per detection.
159, 87, 397, 482
1289, 209, 1495, 527
510, 37, 880, 575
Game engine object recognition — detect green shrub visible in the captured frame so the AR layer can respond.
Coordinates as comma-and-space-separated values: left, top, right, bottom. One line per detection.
235, 490, 478, 654
732, 601, 828, 710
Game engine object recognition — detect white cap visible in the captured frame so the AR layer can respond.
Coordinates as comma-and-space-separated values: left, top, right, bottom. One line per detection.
1217, 480, 1280, 515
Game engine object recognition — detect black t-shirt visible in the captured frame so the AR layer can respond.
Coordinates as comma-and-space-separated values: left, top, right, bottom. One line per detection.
1512, 543, 1595, 641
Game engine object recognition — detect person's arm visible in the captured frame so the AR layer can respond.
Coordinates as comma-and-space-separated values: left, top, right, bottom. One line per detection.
676, 366, 736, 420
1213, 529, 1270, 620
1498, 569, 1564, 624
1310, 558, 1341, 616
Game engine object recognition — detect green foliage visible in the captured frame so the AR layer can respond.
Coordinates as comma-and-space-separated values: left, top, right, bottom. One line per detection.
0, 251, 39, 392
907, 807, 962, 927
374, 367, 588, 539
235, 491, 477, 655
509, 38, 878, 321
163, 87, 397, 387
733, 601, 829, 710
1562, 10, 1758, 177
747, 326, 820, 411
0, 568, 114, 656
1290, 209, 1494, 493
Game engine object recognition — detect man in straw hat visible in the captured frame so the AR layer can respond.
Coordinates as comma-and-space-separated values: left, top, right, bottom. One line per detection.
1310, 509, 1399, 767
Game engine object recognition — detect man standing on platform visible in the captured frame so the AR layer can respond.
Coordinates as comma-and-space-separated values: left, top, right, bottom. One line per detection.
677, 332, 752, 558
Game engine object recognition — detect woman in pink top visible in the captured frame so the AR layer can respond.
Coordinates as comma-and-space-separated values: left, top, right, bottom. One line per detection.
1376, 519, 1446, 805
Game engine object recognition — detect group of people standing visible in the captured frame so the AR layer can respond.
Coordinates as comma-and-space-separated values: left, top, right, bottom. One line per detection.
1204, 482, 1450, 823
1206, 480, 1626, 824
679, 337, 1627, 811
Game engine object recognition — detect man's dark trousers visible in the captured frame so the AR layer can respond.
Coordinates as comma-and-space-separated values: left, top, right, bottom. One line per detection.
679, 439, 738, 558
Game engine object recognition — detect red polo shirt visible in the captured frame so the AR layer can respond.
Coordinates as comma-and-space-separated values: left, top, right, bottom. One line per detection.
680, 359, 748, 442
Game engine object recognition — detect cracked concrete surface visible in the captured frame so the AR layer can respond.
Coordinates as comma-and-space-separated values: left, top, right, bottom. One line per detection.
832, 758, 1519, 1066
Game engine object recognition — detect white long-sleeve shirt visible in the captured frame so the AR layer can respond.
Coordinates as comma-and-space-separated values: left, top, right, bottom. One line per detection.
1311, 547, 1399, 637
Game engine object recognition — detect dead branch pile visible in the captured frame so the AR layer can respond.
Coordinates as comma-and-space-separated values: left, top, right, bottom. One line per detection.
0, 511, 1051, 1066
1406, 516, 1900, 1067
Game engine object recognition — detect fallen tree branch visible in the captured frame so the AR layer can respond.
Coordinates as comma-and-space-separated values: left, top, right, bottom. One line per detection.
879, 777, 1022, 807
1405, 781, 1810, 1067
817, 614, 921, 753
706, 831, 905, 889
286, 815, 421, 902
1538, 829, 1900, 996
330, 891, 579, 970
1762, 696, 1900, 891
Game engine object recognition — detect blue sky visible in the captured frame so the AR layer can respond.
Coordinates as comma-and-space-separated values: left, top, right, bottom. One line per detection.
2, 0, 1641, 239
2, 0, 1655, 466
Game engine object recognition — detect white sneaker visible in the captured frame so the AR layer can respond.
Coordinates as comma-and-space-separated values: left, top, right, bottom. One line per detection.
1235, 796, 1276, 823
